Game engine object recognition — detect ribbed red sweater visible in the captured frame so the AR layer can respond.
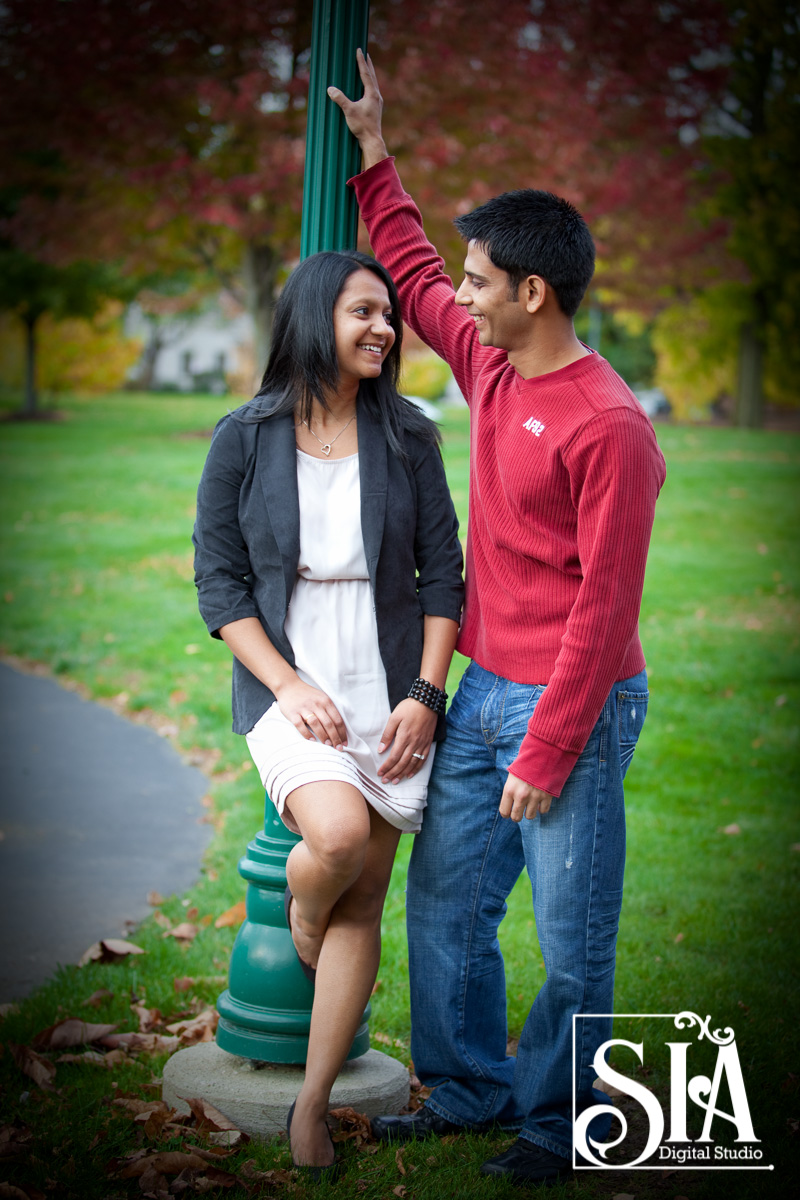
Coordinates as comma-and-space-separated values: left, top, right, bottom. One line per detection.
352, 159, 666, 796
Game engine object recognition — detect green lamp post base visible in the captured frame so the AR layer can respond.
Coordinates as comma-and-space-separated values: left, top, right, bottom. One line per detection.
216, 798, 370, 1063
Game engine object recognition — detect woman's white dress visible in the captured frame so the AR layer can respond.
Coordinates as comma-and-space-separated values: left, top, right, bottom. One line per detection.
246, 450, 433, 834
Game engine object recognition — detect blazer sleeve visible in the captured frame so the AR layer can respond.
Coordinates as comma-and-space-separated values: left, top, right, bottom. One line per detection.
409, 434, 464, 623
193, 416, 261, 638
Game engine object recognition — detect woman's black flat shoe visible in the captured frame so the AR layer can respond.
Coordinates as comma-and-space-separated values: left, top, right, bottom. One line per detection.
287, 1100, 344, 1182
284, 885, 316, 983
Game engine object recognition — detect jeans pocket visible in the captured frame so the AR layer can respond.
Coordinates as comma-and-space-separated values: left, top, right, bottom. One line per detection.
617, 690, 649, 776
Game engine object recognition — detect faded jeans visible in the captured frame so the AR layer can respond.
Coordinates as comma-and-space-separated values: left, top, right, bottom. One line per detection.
406, 661, 648, 1156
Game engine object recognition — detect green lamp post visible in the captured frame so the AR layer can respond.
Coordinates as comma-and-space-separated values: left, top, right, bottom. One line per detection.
215, 0, 371, 1065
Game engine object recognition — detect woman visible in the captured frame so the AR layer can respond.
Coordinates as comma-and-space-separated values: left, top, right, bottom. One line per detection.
193, 250, 463, 1175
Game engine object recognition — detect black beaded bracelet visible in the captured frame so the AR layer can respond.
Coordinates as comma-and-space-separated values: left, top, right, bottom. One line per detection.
408, 676, 448, 715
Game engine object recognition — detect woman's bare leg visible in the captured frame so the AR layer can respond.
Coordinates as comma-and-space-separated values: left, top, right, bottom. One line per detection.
284, 780, 372, 972
282, 787, 401, 1167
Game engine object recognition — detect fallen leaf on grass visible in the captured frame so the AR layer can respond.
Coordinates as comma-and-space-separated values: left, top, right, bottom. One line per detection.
214, 902, 246, 929
78, 938, 145, 966
114, 1098, 171, 1117
0, 1122, 33, 1159
82, 988, 114, 1008
131, 1004, 163, 1033
118, 1150, 211, 1178
238, 1159, 295, 1185
182, 1097, 241, 1136
33, 1018, 118, 1050
674, 932, 685, 943
163, 923, 199, 943
100, 1032, 180, 1055
719, 823, 742, 835
136, 1107, 177, 1140
185, 1145, 238, 1162
173, 977, 195, 993
329, 1107, 372, 1145
165, 1009, 218, 1045
207, 1129, 246, 1147
9, 1044, 57, 1090
56, 1051, 108, 1065
147, 891, 165, 906
104, 1048, 134, 1065
170, 1165, 239, 1192
393, 1187, 407, 1198
395, 1147, 407, 1175
139, 1166, 170, 1198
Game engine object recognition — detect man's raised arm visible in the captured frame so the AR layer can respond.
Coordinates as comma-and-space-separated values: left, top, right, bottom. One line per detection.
327, 51, 482, 399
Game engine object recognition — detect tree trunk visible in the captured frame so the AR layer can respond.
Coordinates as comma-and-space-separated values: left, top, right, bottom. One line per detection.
136, 319, 164, 391
243, 241, 280, 391
735, 311, 765, 429
23, 313, 38, 416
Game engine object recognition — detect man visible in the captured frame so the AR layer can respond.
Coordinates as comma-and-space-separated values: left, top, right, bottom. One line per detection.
329, 51, 666, 1186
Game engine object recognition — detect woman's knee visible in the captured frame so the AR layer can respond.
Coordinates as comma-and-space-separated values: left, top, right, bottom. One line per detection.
309, 813, 371, 879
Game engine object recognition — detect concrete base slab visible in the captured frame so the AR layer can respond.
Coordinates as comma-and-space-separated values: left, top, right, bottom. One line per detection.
162, 1041, 409, 1139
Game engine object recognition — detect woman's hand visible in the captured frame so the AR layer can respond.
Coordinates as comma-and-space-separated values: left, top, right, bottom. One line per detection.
275, 679, 348, 750
377, 699, 437, 784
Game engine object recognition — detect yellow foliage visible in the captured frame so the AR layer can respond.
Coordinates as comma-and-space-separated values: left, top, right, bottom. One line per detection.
400, 351, 452, 402
651, 286, 746, 421
0, 303, 142, 394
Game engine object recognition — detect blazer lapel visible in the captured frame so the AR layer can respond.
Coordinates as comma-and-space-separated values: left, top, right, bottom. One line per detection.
257, 413, 300, 608
358, 405, 388, 592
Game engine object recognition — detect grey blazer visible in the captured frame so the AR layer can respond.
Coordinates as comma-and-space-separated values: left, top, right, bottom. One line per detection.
192, 403, 464, 738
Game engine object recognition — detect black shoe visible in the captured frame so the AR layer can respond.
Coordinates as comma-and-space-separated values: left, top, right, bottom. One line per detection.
370, 1104, 476, 1143
480, 1139, 573, 1186
284, 885, 316, 984
287, 1100, 343, 1182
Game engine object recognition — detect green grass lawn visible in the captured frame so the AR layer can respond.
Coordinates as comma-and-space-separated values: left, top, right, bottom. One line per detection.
0, 393, 797, 1199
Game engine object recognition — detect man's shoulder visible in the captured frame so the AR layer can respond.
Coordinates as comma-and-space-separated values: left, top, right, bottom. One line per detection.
571, 354, 642, 412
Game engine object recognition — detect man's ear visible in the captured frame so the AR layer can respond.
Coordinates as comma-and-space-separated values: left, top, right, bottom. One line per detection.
523, 274, 547, 315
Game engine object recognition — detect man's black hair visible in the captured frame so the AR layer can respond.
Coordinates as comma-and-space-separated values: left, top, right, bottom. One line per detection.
453, 189, 595, 319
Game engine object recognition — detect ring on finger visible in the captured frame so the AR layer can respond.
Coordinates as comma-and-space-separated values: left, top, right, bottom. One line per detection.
302, 713, 314, 723
411, 752, 426, 761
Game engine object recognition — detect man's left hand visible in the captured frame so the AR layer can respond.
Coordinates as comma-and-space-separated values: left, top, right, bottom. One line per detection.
500, 773, 554, 821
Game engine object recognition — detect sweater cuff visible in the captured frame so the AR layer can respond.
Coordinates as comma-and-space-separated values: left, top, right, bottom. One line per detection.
348, 156, 405, 213
508, 733, 581, 800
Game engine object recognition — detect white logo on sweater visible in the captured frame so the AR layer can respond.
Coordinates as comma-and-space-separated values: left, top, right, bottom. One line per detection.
522, 416, 546, 437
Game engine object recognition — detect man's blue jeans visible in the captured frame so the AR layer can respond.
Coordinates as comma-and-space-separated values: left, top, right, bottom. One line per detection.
406, 661, 648, 1157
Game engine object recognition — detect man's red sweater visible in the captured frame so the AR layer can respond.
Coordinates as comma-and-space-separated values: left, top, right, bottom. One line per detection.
352, 159, 666, 796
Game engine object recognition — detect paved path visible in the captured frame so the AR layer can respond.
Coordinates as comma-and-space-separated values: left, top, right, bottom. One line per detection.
0, 663, 212, 1001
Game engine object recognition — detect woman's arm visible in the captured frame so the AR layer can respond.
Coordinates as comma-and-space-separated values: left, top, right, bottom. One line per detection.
377, 613, 459, 784
219, 617, 348, 750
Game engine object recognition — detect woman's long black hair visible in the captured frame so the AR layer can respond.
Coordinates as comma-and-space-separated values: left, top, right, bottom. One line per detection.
235, 250, 439, 456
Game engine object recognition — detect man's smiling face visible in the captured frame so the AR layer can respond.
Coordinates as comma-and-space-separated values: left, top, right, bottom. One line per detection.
454, 241, 532, 352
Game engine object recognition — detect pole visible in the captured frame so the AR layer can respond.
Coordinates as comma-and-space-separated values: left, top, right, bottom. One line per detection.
300, 0, 370, 258
215, 0, 372, 1065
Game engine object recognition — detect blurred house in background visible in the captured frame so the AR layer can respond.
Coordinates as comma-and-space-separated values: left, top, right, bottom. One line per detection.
124, 293, 256, 395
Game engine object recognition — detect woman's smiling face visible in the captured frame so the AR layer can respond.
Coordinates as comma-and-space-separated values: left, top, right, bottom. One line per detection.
333, 269, 396, 388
